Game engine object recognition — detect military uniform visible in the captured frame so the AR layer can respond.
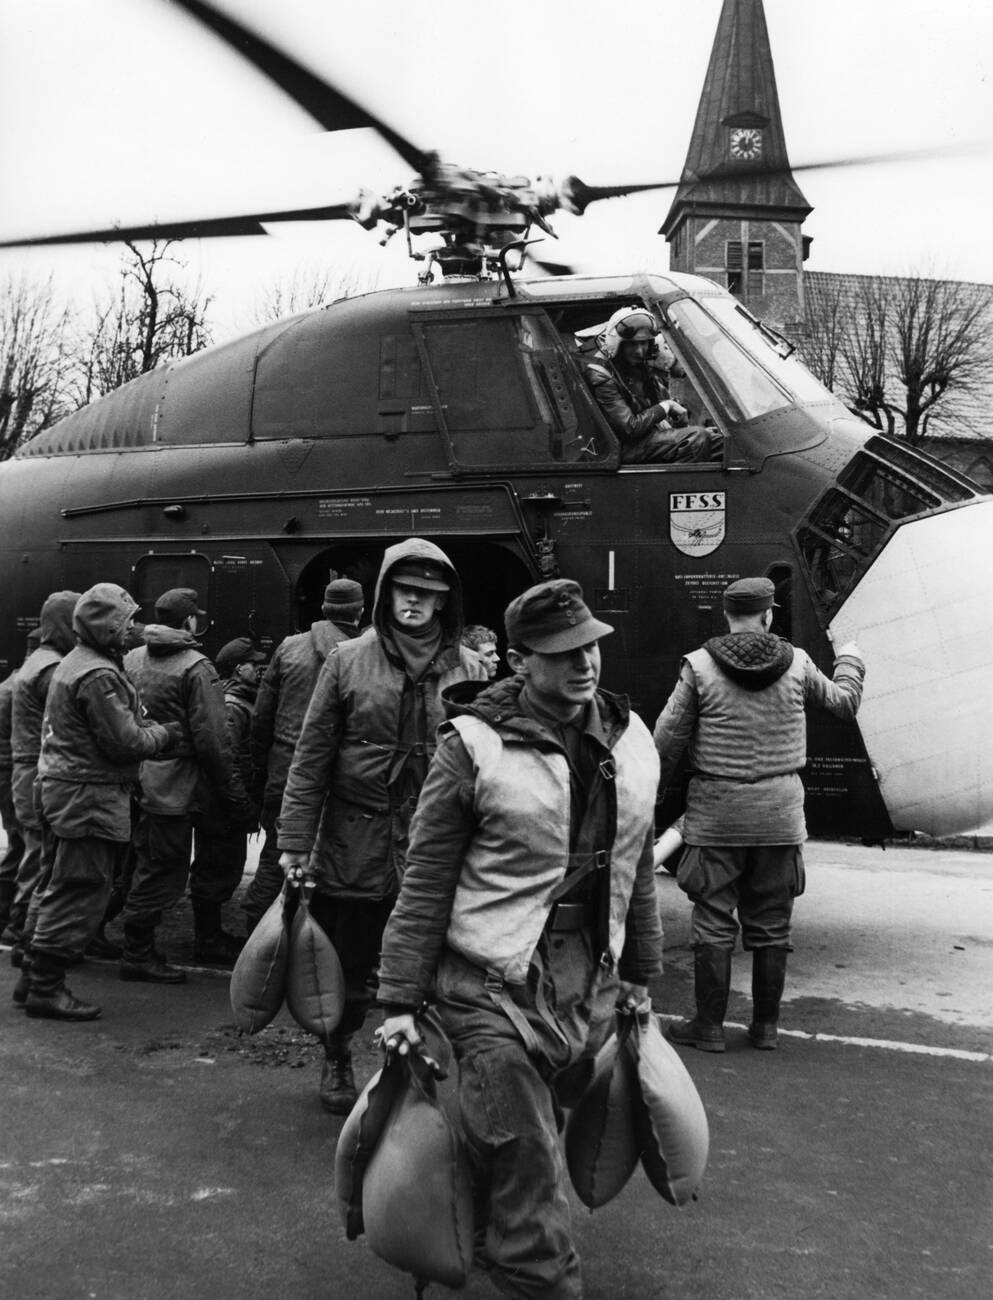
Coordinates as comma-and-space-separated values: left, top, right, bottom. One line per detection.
24, 584, 174, 1020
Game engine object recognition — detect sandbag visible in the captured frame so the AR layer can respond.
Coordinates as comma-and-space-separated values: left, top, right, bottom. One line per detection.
229, 885, 291, 1033
334, 1015, 473, 1290
629, 1009, 709, 1206
334, 1064, 391, 1240
565, 1030, 641, 1209
285, 887, 345, 1045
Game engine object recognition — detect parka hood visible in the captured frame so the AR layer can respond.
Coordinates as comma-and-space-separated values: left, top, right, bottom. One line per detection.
72, 584, 139, 653
39, 591, 83, 654
372, 538, 465, 645
140, 624, 203, 657
704, 631, 795, 691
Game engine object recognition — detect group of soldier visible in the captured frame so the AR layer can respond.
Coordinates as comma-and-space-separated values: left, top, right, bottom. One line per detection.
0, 535, 864, 1300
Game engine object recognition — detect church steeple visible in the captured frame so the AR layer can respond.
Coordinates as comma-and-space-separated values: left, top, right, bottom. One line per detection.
662, 0, 811, 330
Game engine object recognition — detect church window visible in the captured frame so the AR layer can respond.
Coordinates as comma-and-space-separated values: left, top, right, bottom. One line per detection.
725, 240, 765, 299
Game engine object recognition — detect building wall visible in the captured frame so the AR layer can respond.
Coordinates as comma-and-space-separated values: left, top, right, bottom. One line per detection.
669, 214, 804, 331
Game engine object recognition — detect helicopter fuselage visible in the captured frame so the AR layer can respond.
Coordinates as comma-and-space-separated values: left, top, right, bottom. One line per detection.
2, 271, 990, 838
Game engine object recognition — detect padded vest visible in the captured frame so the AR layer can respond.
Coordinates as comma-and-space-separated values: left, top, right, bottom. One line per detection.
11, 646, 63, 764
684, 647, 808, 780
444, 711, 659, 985
39, 646, 147, 785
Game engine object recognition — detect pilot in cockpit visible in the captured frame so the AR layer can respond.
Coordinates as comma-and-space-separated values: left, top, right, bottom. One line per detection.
582, 307, 723, 464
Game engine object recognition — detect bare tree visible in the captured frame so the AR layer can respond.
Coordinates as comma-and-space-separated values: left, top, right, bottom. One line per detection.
71, 241, 214, 406
802, 272, 993, 445
0, 274, 75, 459
248, 262, 381, 327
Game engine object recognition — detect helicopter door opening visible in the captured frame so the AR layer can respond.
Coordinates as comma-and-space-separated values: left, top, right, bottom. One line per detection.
293, 540, 534, 672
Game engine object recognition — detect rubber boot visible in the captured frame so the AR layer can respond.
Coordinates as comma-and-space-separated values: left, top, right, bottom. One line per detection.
25, 950, 101, 1021
319, 1034, 357, 1115
669, 945, 733, 1052
747, 947, 789, 1050
191, 897, 244, 967
120, 924, 186, 984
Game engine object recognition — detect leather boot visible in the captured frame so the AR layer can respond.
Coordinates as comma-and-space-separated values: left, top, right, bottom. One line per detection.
747, 947, 789, 1050
25, 951, 101, 1021
191, 898, 244, 967
319, 1035, 357, 1115
120, 924, 186, 984
12, 950, 31, 1008
669, 945, 733, 1052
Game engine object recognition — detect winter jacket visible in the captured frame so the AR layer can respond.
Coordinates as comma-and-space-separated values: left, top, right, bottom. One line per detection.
583, 346, 671, 444
37, 584, 173, 841
194, 676, 259, 834
377, 676, 662, 1011
0, 671, 16, 774
654, 632, 865, 845
126, 625, 247, 818
10, 591, 79, 827
278, 538, 486, 898
251, 618, 357, 808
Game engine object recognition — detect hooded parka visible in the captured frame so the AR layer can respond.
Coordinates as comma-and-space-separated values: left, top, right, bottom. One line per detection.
278, 538, 486, 898
37, 585, 174, 842
10, 592, 79, 828
125, 625, 247, 819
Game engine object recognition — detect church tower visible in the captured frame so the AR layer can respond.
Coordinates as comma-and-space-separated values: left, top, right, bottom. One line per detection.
661, 0, 811, 331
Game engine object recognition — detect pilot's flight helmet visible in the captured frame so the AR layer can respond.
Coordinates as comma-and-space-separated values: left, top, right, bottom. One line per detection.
602, 306, 659, 359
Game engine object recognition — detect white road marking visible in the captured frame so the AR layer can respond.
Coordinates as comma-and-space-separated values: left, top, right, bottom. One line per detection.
656, 1015, 991, 1063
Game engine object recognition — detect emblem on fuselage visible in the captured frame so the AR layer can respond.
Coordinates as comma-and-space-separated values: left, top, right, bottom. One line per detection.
668, 492, 726, 557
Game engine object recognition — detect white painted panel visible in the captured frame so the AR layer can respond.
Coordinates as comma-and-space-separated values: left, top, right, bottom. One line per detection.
829, 501, 993, 835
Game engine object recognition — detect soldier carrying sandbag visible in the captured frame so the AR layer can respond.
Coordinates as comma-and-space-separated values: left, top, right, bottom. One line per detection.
377, 578, 663, 1299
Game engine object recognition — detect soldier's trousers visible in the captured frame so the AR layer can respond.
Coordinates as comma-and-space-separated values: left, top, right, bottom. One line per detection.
122, 811, 192, 931
31, 836, 124, 963
189, 829, 247, 904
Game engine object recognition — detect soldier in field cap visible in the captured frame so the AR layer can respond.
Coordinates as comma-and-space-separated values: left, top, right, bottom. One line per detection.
377, 576, 662, 1297
655, 575, 865, 1054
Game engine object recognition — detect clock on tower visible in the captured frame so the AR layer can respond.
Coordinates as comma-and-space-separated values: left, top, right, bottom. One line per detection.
729, 127, 763, 161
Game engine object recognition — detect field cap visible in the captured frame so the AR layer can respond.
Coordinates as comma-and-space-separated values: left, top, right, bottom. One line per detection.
215, 637, 267, 677
722, 577, 778, 615
505, 579, 613, 654
154, 588, 205, 621
389, 559, 451, 592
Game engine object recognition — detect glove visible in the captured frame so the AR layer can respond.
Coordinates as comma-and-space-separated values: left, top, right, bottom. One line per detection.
835, 641, 863, 661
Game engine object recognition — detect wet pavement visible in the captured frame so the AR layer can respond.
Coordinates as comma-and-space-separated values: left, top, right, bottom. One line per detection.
1, 839, 991, 1300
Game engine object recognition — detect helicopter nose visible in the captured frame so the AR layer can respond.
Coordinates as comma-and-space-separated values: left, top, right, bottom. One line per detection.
827, 500, 993, 836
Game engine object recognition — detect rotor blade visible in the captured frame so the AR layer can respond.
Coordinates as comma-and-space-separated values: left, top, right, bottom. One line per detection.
0, 202, 359, 249
563, 140, 992, 214
169, 0, 433, 176
527, 255, 578, 277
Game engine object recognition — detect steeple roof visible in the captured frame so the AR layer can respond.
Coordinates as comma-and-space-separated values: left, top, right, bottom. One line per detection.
661, 0, 811, 236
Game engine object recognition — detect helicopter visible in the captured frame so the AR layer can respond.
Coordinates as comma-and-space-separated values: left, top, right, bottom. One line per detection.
1, 0, 992, 841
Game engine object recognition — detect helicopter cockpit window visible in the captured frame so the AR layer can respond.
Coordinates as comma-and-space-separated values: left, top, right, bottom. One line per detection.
666, 297, 833, 423
415, 313, 609, 470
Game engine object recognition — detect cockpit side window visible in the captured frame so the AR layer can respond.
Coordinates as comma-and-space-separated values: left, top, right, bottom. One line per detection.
414, 310, 613, 471
797, 441, 978, 613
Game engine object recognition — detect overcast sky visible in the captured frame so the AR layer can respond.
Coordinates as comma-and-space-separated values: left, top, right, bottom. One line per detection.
1, 0, 991, 335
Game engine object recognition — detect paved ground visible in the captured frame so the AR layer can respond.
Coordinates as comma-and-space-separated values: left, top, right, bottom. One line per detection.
1, 839, 991, 1300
